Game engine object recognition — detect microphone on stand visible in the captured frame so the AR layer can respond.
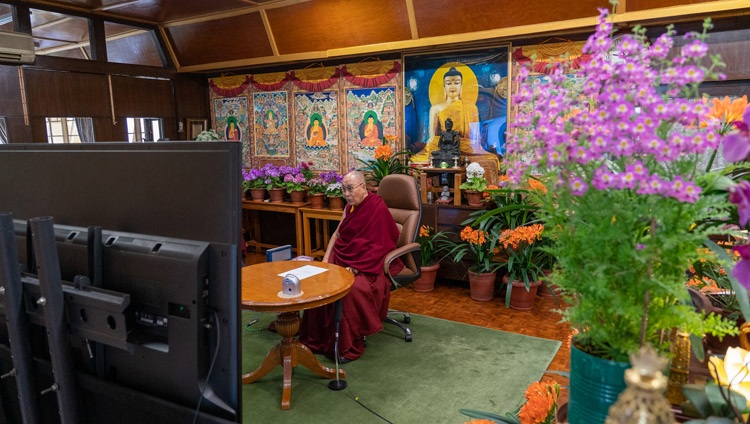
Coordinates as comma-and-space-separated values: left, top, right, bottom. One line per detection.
328, 299, 347, 390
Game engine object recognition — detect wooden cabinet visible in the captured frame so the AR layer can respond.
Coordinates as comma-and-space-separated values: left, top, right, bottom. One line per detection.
419, 168, 465, 206
420, 202, 487, 282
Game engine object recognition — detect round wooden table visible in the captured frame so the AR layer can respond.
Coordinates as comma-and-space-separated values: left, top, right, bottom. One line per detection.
240, 261, 354, 410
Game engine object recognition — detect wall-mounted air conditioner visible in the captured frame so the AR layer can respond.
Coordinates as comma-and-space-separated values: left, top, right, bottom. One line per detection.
0, 31, 35, 64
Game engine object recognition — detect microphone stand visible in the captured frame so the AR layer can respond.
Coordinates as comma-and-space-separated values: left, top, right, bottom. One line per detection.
328, 299, 347, 390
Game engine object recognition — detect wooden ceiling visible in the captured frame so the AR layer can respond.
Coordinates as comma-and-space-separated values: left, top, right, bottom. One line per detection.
2, 0, 750, 73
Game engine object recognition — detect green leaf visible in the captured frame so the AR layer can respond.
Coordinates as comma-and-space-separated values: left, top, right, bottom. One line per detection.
458, 408, 520, 423
704, 239, 750, 322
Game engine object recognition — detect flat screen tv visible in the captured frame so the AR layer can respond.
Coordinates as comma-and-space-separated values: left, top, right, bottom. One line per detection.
0, 142, 241, 423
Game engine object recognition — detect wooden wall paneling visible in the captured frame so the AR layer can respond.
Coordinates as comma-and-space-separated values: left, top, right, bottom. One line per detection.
0, 66, 23, 117
627, 0, 717, 12
28, 117, 48, 143
706, 29, 750, 81
23, 69, 110, 117
174, 75, 209, 129
92, 116, 118, 142
5, 117, 33, 143
411, 0, 609, 38
166, 14, 273, 67
265, 0, 412, 55
110, 75, 175, 117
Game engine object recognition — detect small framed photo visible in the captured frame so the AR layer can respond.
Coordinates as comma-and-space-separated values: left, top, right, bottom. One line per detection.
186, 118, 208, 140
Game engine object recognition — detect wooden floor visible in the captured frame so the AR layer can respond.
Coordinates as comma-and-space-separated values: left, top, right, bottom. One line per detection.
244, 253, 573, 391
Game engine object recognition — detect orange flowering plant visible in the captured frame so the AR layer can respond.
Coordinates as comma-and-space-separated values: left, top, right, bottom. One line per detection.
356, 134, 414, 185
418, 225, 448, 266
460, 381, 561, 424
440, 224, 504, 274
499, 223, 549, 307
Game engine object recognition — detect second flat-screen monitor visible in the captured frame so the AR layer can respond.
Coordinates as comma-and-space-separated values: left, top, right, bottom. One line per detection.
0, 142, 242, 423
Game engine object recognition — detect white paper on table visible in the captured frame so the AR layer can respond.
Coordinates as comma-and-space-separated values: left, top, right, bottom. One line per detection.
277, 265, 329, 280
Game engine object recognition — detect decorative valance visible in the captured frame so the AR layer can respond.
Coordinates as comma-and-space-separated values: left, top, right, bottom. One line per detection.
250, 72, 290, 91
341, 60, 401, 88
209, 74, 251, 97
513, 41, 591, 74
289, 65, 339, 91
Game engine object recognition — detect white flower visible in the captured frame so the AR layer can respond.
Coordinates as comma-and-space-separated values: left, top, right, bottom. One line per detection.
466, 162, 485, 179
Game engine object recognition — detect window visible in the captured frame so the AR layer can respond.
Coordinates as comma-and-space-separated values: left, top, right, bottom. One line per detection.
0, 117, 7, 144
105, 22, 164, 67
127, 118, 163, 142
45, 117, 94, 143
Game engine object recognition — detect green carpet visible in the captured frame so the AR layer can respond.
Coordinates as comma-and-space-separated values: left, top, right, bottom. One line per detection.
241, 311, 560, 423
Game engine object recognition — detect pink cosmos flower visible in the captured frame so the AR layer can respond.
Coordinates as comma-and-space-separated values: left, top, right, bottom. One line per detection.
733, 244, 750, 290
722, 107, 750, 162
729, 180, 750, 228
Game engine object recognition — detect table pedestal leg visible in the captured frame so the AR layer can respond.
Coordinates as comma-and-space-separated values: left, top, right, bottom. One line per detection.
242, 311, 346, 410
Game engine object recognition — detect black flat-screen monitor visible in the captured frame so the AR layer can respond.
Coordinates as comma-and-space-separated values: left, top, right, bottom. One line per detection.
0, 142, 241, 423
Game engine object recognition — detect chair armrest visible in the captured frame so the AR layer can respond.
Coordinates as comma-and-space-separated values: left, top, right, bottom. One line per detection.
383, 242, 421, 277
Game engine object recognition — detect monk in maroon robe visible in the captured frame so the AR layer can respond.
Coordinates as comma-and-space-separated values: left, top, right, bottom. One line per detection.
299, 171, 403, 362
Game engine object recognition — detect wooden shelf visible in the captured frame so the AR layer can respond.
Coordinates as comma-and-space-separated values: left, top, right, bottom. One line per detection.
419, 167, 465, 206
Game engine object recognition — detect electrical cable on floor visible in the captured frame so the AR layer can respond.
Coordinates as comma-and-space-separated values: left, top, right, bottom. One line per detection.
192, 311, 221, 424
336, 354, 393, 424
243, 313, 263, 332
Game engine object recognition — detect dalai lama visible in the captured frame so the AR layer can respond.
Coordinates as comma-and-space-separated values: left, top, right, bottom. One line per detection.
299, 171, 403, 363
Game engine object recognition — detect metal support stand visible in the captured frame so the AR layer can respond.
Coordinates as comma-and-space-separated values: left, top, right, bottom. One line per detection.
29, 217, 81, 424
0, 212, 41, 424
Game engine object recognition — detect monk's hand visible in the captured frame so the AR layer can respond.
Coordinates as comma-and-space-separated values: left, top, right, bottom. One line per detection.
346, 266, 358, 275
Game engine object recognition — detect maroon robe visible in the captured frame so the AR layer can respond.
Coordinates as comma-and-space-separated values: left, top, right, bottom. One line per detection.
299, 194, 403, 360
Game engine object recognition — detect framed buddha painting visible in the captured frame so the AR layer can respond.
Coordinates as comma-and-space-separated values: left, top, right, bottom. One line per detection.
403, 45, 511, 169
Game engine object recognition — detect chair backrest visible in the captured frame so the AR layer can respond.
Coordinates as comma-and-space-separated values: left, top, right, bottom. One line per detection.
266, 244, 293, 262
378, 174, 422, 281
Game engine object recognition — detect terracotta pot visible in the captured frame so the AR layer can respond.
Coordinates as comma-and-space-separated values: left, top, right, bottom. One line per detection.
248, 188, 266, 202
289, 189, 307, 204
412, 263, 440, 292
328, 196, 345, 210
468, 270, 496, 301
308, 193, 325, 209
509, 279, 541, 310
465, 190, 483, 206
268, 188, 285, 203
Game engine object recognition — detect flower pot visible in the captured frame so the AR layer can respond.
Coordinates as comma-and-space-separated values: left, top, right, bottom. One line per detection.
537, 281, 561, 298
268, 188, 285, 203
289, 189, 307, 204
568, 341, 629, 424
412, 263, 440, 292
468, 270, 496, 301
465, 190, 483, 206
248, 188, 266, 202
328, 196, 345, 210
308, 193, 325, 209
509, 280, 541, 310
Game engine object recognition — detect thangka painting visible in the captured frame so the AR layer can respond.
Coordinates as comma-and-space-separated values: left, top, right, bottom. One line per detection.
344, 87, 397, 169
213, 96, 249, 162
403, 45, 510, 165
253, 91, 290, 157
293, 91, 340, 171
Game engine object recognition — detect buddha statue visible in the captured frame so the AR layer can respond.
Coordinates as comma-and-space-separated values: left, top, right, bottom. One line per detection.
431, 118, 460, 167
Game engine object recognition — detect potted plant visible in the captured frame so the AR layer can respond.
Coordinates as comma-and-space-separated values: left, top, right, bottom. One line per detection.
357, 135, 414, 191
498, 223, 546, 310
440, 224, 503, 301
306, 176, 328, 208
195, 129, 222, 141
279, 165, 308, 203
412, 225, 447, 292
255, 163, 284, 202
506, 6, 737, 422
242, 167, 267, 201
460, 162, 488, 206
320, 171, 344, 210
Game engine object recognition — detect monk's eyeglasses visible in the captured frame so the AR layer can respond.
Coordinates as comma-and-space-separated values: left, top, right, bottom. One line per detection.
342, 183, 364, 193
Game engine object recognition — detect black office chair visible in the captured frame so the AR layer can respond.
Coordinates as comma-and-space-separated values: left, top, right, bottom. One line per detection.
378, 174, 423, 342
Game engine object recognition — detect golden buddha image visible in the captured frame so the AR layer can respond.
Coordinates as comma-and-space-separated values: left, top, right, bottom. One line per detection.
411, 63, 494, 165
306, 113, 327, 147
